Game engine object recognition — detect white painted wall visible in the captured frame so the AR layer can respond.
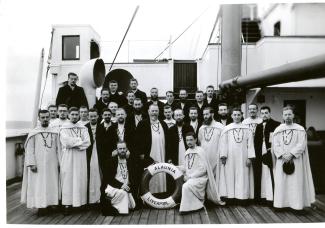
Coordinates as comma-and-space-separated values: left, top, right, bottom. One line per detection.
253, 88, 325, 130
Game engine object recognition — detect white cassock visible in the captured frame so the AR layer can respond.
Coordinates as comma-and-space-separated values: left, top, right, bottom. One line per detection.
261, 122, 274, 201
180, 146, 224, 212
198, 120, 224, 182
78, 120, 89, 126
59, 122, 90, 207
178, 126, 186, 166
219, 123, 255, 199
105, 158, 136, 214
242, 117, 262, 137
89, 124, 101, 204
149, 121, 166, 193
21, 127, 60, 208
272, 123, 315, 210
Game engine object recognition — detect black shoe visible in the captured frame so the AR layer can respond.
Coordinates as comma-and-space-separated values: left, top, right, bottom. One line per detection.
37, 208, 48, 216
101, 206, 119, 216
63, 206, 72, 216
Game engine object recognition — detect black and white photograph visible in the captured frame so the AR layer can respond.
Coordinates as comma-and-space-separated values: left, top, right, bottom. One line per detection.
2, 0, 325, 225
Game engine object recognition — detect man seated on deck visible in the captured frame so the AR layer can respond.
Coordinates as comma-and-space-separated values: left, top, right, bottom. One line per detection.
21, 110, 60, 216
179, 132, 224, 214
100, 141, 136, 216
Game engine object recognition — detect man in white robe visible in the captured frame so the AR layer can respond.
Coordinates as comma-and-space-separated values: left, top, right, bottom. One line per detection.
101, 141, 136, 215
272, 106, 315, 210
48, 104, 58, 124
50, 104, 69, 131
198, 107, 224, 174
179, 132, 224, 213
78, 106, 89, 125
85, 108, 101, 205
59, 107, 91, 215
242, 103, 262, 136
21, 110, 60, 216
219, 108, 255, 203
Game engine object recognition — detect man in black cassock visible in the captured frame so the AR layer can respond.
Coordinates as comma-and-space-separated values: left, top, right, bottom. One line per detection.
107, 80, 127, 107
175, 89, 191, 122
204, 85, 218, 116
253, 106, 280, 204
187, 106, 202, 139
100, 141, 137, 215
167, 109, 194, 166
192, 90, 207, 123
164, 91, 178, 111
126, 98, 148, 131
96, 108, 113, 174
146, 87, 165, 120
55, 72, 88, 108
93, 88, 111, 117
129, 78, 148, 107
215, 103, 232, 126
123, 91, 135, 117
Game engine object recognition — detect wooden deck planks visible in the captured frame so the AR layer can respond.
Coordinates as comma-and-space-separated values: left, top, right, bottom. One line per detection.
6, 183, 325, 224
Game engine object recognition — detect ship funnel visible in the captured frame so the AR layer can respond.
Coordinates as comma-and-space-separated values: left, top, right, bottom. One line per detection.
79, 58, 105, 107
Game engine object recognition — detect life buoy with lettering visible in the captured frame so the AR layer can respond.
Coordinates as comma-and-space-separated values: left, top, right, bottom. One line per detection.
140, 163, 184, 209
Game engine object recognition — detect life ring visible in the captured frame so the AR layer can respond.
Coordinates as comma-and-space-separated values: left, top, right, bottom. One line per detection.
140, 163, 184, 209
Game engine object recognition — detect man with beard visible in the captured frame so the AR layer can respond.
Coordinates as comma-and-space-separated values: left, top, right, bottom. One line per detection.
107, 80, 127, 107
50, 104, 69, 132
108, 102, 118, 124
56, 72, 88, 109
219, 108, 255, 205
272, 106, 315, 210
204, 85, 218, 114
135, 104, 169, 194
165, 91, 178, 111
78, 106, 89, 125
21, 110, 60, 216
85, 109, 101, 206
96, 108, 113, 174
215, 103, 232, 126
243, 103, 263, 136
48, 105, 58, 123
193, 91, 207, 123
198, 107, 224, 175
179, 132, 224, 213
94, 88, 110, 118
59, 107, 91, 215
163, 105, 176, 128
100, 141, 136, 215
129, 78, 147, 107
123, 91, 135, 117
167, 109, 194, 166
187, 106, 202, 139
126, 98, 148, 130
107, 108, 135, 157
175, 89, 191, 122
253, 106, 280, 204
146, 87, 164, 119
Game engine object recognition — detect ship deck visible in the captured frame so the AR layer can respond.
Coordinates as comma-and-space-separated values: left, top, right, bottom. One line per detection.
7, 182, 325, 224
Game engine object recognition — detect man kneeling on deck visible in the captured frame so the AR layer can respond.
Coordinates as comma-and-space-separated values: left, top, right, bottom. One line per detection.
179, 132, 224, 214
100, 141, 136, 215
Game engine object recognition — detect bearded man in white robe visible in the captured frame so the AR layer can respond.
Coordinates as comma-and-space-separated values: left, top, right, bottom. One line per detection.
59, 107, 91, 215
179, 132, 224, 213
21, 110, 60, 216
219, 108, 255, 203
198, 107, 224, 178
242, 103, 262, 136
272, 106, 315, 210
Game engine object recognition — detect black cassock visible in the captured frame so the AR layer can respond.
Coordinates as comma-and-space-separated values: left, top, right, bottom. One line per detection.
253, 118, 280, 202
100, 156, 137, 215
55, 84, 88, 108
133, 89, 148, 107
96, 122, 111, 176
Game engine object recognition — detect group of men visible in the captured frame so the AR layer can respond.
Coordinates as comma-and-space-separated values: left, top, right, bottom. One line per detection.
21, 72, 315, 217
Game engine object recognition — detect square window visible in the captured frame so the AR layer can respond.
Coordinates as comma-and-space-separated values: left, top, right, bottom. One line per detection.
62, 35, 80, 60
